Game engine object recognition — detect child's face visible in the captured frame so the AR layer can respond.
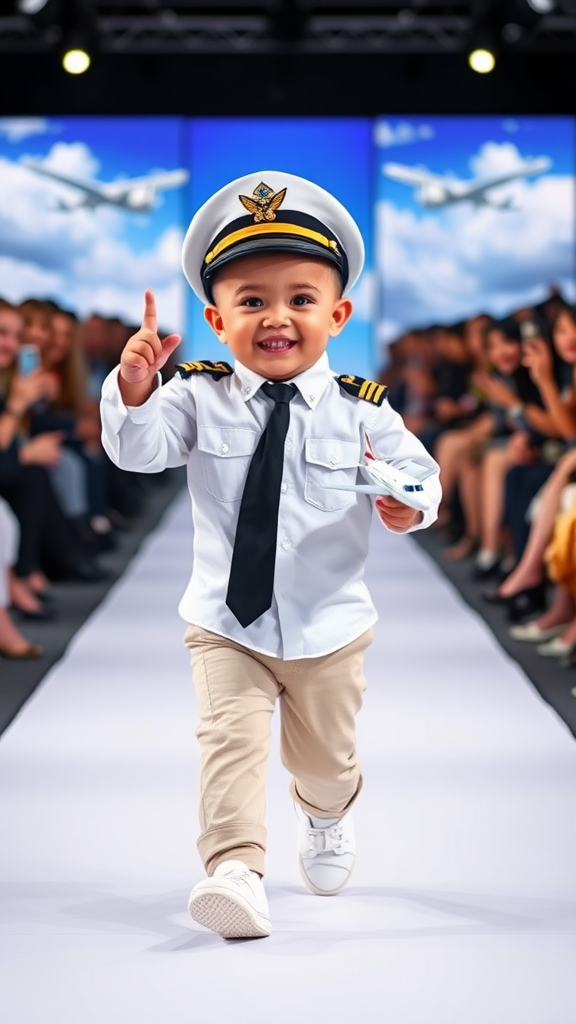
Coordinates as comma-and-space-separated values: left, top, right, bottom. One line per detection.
204, 254, 353, 381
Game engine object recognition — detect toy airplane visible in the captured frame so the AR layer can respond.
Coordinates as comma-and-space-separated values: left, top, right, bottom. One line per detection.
322, 433, 436, 513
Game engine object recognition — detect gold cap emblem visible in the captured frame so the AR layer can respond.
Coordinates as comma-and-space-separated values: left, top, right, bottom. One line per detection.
238, 182, 287, 223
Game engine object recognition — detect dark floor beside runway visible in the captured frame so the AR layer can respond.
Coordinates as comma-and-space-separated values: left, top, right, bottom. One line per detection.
413, 530, 576, 740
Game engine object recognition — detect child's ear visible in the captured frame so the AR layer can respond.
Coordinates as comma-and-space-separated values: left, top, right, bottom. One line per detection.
204, 305, 228, 345
329, 298, 353, 337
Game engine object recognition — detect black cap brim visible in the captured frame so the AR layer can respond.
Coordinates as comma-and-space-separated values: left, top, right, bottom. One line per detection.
203, 236, 347, 303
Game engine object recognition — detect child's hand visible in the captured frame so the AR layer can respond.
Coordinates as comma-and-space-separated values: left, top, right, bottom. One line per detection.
120, 290, 181, 386
375, 495, 422, 532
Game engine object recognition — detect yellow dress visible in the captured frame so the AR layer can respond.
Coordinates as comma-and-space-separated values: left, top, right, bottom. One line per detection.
545, 505, 576, 600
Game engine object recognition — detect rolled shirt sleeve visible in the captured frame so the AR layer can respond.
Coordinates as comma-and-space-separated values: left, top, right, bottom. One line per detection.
366, 396, 441, 533
100, 366, 197, 473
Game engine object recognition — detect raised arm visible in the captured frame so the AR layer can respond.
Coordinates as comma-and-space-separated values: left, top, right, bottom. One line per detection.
100, 290, 196, 473
118, 289, 182, 406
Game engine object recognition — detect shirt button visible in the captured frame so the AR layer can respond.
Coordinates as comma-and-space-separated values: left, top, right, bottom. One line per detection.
308, 394, 315, 402
242, 385, 251, 395
281, 538, 292, 550
280, 483, 288, 494
219, 443, 229, 454
329, 455, 337, 466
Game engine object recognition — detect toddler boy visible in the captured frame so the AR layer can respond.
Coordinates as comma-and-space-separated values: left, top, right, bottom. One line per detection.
100, 171, 440, 939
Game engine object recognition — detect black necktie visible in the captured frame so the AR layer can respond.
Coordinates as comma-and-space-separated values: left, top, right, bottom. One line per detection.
226, 381, 296, 627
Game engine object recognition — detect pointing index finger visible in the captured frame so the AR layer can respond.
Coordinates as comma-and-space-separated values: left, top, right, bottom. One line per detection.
142, 289, 157, 334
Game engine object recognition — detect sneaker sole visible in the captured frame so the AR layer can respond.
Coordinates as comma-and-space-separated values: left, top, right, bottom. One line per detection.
188, 889, 271, 939
298, 856, 356, 897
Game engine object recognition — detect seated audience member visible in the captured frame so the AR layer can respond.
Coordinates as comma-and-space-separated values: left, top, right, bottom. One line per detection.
80, 312, 147, 522
383, 331, 436, 434
0, 299, 105, 616
0, 497, 43, 658
508, 501, 576, 658
29, 304, 115, 549
435, 318, 550, 564
418, 322, 477, 453
484, 305, 576, 619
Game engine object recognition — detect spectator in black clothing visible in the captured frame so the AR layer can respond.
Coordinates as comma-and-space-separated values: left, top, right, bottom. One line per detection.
0, 299, 105, 618
435, 317, 553, 562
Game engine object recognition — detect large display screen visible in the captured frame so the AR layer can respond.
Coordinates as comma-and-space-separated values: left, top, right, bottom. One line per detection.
375, 115, 575, 366
0, 117, 187, 337
1, 115, 574, 378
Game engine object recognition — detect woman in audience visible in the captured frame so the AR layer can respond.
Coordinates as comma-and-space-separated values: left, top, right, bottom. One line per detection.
435, 318, 551, 561
485, 305, 576, 623
0, 299, 105, 618
31, 304, 114, 548
0, 497, 43, 658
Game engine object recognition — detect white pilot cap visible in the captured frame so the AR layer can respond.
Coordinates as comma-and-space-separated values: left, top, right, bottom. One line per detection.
182, 169, 365, 304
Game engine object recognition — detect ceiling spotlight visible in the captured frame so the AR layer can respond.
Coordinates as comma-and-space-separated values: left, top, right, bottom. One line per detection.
17, 0, 50, 13
468, 48, 496, 73
62, 46, 90, 73
526, 0, 555, 11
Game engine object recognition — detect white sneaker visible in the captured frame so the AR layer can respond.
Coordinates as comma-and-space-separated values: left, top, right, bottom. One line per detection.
509, 621, 569, 643
536, 636, 574, 658
188, 860, 271, 938
295, 803, 355, 896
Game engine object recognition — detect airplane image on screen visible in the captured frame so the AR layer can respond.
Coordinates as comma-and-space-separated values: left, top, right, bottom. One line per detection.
382, 156, 551, 210
21, 158, 189, 212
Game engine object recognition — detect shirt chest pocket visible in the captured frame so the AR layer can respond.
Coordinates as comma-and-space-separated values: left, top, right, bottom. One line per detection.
197, 426, 258, 503
304, 438, 360, 512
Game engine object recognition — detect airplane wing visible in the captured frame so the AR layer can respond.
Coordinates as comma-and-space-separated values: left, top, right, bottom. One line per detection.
103, 169, 189, 199
382, 162, 444, 187
461, 158, 551, 203
22, 159, 108, 205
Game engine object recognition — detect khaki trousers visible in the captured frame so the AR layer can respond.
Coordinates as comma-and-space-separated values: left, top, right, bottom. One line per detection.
184, 624, 373, 877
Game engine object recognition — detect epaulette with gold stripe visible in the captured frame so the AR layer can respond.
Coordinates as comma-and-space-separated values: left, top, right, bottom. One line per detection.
336, 374, 388, 406
176, 360, 233, 381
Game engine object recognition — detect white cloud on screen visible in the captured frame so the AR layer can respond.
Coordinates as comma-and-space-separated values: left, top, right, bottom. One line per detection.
374, 121, 435, 149
0, 143, 184, 332
0, 118, 58, 143
469, 140, 543, 177
38, 140, 101, 178
378, 173, 575, 342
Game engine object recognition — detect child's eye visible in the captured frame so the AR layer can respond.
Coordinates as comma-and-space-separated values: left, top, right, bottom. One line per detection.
292, 295, 313, 306
240, 297, 263, 307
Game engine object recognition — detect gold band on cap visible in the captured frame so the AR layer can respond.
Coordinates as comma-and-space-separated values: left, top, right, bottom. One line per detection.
204, 222, 340, 267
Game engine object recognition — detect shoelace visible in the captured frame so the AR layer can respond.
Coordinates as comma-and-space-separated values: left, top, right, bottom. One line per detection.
305, 823, 348, 858
221, 867, 252, 884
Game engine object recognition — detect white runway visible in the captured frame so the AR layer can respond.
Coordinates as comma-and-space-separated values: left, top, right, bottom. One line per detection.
1, 493, 575, 1024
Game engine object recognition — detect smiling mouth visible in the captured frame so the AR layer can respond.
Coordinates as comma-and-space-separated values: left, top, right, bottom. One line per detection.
257, 337, 297, 353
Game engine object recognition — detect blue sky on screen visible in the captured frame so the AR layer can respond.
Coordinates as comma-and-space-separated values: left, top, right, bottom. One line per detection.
186, 118, 374, 377
0, 116, 187, 333
375, 115, 576, 352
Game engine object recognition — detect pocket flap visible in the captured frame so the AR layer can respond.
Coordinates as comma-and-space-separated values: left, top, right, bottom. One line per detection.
198, 426, 258, 458
305, 438, 359, 470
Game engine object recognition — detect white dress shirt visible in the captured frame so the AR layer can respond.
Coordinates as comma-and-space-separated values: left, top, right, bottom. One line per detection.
100, 352, 440, 660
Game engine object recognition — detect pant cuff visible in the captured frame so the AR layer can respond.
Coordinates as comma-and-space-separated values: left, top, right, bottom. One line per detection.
290, 774, 363, 820
198, 822, 267, 877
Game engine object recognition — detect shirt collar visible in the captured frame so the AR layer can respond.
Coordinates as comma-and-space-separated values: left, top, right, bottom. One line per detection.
233, 351, 332, 410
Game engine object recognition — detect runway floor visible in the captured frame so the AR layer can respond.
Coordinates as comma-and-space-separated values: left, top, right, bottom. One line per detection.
1, 493, 575, 1024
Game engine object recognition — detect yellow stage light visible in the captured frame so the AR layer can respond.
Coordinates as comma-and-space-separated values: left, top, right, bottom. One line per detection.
468, 48, 496, 73
62, 48, 91, 74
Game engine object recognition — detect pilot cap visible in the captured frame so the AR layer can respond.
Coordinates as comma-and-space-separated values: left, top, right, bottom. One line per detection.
182, 170, 365, 304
